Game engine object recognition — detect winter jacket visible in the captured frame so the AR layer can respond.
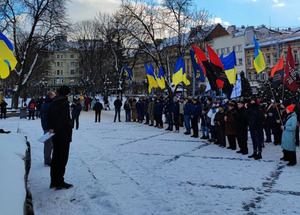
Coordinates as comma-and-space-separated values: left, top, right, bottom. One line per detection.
131, 101, 138, 119
0, 101, 8, 113
148, 101, 154, 116
153, 101, 163, 115
214, 110, 225, 128
171, 101, 180, 116
143, 99, 149, 114
48, 96, 73, 143
114, 99, 122, 109
247, 103, 264, 130
281, 112, 297, 151
191, 102, 202, 118
225, 109, 236, 135
40, 97, 54, 130
233, 106, 248, 131
28, 99, 36, 111
124, 102, 131, 111
93, 102, 103, 112
184, 102, 193, 116
136, 101, 144, 113
71, 103, 82, 116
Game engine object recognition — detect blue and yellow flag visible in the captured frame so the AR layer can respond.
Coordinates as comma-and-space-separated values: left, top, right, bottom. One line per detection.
123, 64, 134, 86
156, 66, 166, 89
220, 50, 237, 84
172, 56, 190, 86
145, 62, 158, 93
253, 36, 266, 74
0, 32, 18, 79
190, 50, 205, 82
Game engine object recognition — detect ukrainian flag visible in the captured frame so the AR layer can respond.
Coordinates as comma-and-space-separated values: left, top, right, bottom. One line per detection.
172, 56, 190, 86
156, 66, 166, 89
0, 32, 18, 79
253, 36, 266, 74
123, 64, 134, 86
145, 62, 158, 93
220, 50, 237, 84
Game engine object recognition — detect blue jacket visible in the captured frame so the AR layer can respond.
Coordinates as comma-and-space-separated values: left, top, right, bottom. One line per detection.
281, 112, 297, 151
71, 103, 82, 116
184, 101, 193, 116
136, 101, 144, 113
191, 102, 202, 118
40, 97, 53, 130
153, 101, 163, 115
165, 100, 172, 113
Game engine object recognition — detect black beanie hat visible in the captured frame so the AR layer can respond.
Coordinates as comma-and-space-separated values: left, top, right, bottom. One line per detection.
59, 85, 71, 96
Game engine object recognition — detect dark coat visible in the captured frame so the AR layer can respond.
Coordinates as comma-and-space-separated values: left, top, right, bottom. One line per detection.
136, 101, 144, 113
48, 96, 73, 143
184, 101, 193, 116
214, 111, 225, 128
40, 97, 54, 130
153, 101, 163, 115
191, 102, 202, 118
0, 101, 8, 113
225, 108, 236, 135
247, 103, 264, 130
234, 106, 248, 131
28, 99, 36, 111
71, 103, 82, 116
93, 102, 103, 112
114, 99, 122, 109
171, 101, 180, 116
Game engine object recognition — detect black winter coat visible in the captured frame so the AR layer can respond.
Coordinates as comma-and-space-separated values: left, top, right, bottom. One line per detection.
247, 103, 264, 130
94, 102, 103, 112
48, 96, 72, 143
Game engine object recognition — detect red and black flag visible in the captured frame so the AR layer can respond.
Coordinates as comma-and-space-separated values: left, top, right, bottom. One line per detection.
206, 44, 233, 95
270, 56, 284, 87
283, 44, 298, 91
192, 44, 219, 93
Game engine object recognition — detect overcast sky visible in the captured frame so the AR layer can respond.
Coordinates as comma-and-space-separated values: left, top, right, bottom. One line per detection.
67, 0, 300, 29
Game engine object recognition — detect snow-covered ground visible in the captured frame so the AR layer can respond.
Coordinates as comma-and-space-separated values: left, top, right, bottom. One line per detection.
1, 110, 300, 215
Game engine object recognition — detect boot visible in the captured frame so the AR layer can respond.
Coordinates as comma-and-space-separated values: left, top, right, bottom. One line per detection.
254, 153, 262, 160
248, 152, 257, 158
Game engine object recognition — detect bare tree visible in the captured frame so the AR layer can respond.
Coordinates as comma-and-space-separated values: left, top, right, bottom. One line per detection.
0, 0, 69, 108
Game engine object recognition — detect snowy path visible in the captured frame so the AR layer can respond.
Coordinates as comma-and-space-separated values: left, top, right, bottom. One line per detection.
1, 110, 300, 215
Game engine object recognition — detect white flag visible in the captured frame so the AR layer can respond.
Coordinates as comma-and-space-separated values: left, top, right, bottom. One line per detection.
230, 74, 241, 98
205, 82, 211, 92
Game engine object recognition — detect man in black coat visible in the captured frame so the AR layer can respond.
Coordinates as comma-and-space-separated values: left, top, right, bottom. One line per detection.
0, 99, 8, 119
234, 100, 248, 155
114, 96, 122, 122
71, 99, 82, 130
93, 99, 103, 122
40, 91, 56, 166
48, 85, 73, 189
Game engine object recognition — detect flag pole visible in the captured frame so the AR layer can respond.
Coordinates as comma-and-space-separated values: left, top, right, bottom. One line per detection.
267, 81, 283, 125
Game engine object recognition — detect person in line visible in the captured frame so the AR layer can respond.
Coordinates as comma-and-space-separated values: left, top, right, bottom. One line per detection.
114, 96, 122, 122
281, 105, 297, 166
171, 96, 180, 132
153, 97, 164, 128
234, 100, 248, 155
214, 104, 226, 147
131, 98, 138, 122
48, 85, 73, 189
148, 97, 155, 126
28, 98, 37, 120
93, 99, 103, 123
124, 98, 132, 122
183, 97, 193, 135
0, 99, 8, 119
71, 99, 82, 130
246, 98, 264, 160
191, 98, 202, 138
40, 91, 56, 166
225, 103, 237, 150
136, 97, 144, 123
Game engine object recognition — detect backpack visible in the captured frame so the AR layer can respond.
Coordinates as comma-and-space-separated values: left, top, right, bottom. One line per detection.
29, 103, 35, 109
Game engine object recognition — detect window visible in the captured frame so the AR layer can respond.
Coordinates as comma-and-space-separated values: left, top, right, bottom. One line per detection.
61, 62, 63, 67
56, 55, 60, 59
226, 47, 230, 54
238, 58, 243, 66
70, 70, 75, 75
61, 55, 63, 59
238, 45, 242, 52
294, 50, 298, 63
70, 62, 75, 66
221, 48, 225, 54
56, 62, 60, 67
248, 72, 252, 80
273, 53, 277, 64
57, 70, 60, 75
247, 57, 251, 66
70, 54, 75, 59
266, 55, 271, 65
61, 70, 63, 75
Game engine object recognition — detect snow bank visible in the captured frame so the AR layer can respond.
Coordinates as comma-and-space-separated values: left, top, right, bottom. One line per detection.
0, 134, 28, 215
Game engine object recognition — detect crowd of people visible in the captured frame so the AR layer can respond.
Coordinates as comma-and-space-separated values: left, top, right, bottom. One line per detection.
112, 95, 300, 166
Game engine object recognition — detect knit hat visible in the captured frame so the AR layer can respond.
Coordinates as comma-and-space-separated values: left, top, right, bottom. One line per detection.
286, 105, 295, 113
59, 85, 71, 96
